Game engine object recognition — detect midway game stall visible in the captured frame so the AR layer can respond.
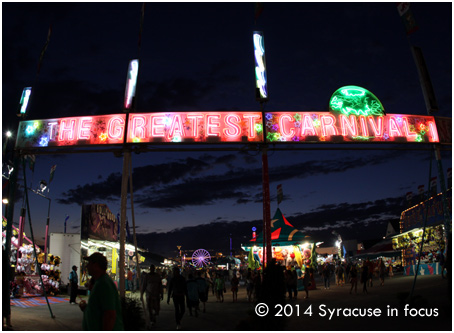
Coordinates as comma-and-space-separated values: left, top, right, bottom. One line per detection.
241, 208, 318, 289
391, 189, 451, 276
2, 216, 62, 297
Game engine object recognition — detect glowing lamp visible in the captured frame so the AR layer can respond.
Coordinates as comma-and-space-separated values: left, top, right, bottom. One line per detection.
124, 59, 139, 111
253, 31, 268, 102
39, 180, 47, 193
18, 87, 32, 117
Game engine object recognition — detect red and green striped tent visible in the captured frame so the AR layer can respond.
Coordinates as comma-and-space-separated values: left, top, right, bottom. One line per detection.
242, 208, 313, 249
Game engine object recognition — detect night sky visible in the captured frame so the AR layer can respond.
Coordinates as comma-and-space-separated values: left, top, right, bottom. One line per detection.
2, 2, 452, 256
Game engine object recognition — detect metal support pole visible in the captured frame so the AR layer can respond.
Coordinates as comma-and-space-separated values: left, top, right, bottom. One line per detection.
44, 198, 51, 256
21, 157, 55, 318
409, 44, 451, 264
16, 208, 26, 262
407, 39, 452, 277
433, 145, 452, 257
4, 153, 20, 320
119, 150, 131, 299
261, 146, 272, 266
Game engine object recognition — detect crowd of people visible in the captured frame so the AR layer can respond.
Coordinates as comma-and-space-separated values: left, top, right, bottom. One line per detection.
16, 254, 396, 331
138, 265, 251, 329
319, 257, 392, 294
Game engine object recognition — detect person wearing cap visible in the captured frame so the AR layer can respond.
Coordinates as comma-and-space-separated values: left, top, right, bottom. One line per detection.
79, 252, 124, 330
69, 265, 79, 304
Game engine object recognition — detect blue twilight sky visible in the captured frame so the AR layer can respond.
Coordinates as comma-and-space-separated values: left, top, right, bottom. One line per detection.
2, 2, 452, 247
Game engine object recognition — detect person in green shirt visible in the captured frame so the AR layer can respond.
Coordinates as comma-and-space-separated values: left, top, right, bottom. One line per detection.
214, 273, 225, 303
79, 252, 124, 330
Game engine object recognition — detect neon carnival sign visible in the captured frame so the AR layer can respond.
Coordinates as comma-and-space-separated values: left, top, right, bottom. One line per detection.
253, 31, 268, 102
15, 112, 264, 148
126, 112, 263, 143
16, 114, 127, 148
263, 112, 438, 143
14, 85, 442, 148
15, 111, 439, 148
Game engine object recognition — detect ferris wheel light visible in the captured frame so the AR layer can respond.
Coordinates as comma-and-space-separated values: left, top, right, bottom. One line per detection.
192, 249, 211, 267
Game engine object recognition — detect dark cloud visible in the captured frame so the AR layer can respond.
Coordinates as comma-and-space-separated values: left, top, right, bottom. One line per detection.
57, 156, 211, 205
57, 151, 415, 209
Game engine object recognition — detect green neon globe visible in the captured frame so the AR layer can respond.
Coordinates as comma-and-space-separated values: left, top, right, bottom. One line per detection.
329, 85, 385, 117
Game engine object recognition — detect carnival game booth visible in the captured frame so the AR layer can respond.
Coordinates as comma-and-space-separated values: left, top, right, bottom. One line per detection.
2, 216, 62, 297
241, 208, 317, 275
391, 190, 451, 276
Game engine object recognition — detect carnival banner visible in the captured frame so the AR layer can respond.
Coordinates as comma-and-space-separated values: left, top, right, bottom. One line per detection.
404, 263, 441, 276
81, 204, 119, 242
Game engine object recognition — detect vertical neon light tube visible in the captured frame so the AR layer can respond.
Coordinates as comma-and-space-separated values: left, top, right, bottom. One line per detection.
253, 31, 268, 101
428, 122, 439, 142
124, 59, 139, 110
19, 87, 32, 115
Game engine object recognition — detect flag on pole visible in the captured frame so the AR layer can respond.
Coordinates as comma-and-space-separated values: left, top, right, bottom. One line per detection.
396, 3, 418, 35
64, 215, 70, 233
429, 177, 437, 196
406, 191, 413, 207
385, 222, 397, 238
37, 25, 52, 75
126, 216, 131, 242
447, 168, 452, 188
117, 213, 121, 236
138, 3, 146, 51
277, 184, 283, 205
417, 184, 425, 200
254, 3, 264, 24
27, 155, 36, 172
49, 165, 57, 183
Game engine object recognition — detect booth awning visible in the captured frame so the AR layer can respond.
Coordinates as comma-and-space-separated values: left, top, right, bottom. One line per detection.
353, 239, 401, 259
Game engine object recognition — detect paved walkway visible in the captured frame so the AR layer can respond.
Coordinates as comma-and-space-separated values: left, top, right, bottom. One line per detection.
7, 274, 452, 331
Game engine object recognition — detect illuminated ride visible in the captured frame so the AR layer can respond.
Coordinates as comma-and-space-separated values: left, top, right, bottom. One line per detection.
192, 249, 211, 267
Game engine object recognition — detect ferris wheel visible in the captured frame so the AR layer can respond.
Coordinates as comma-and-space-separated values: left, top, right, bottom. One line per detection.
192, 249, 211, 267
